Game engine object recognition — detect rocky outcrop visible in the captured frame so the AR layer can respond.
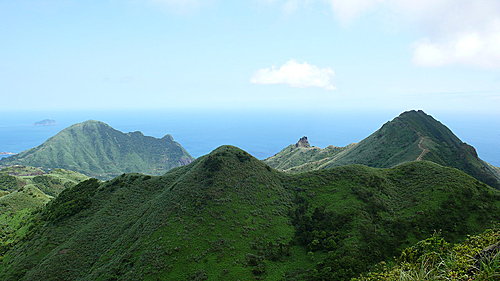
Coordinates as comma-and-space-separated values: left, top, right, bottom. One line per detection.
295, 136, 311, 148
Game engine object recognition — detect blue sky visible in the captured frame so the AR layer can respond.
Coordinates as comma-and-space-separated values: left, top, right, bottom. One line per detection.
1, 0, 499, 113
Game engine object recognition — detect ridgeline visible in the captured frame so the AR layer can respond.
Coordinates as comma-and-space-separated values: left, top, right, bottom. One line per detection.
0, 146, 498, 280
265, 110, 500, 189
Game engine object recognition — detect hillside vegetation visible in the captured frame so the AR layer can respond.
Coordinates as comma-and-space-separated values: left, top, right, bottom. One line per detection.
355, 227, 499, 281
0, 166, 88, 260
0, 120, 194, 180
265, 110, 500, 189
0, 146, 498, 281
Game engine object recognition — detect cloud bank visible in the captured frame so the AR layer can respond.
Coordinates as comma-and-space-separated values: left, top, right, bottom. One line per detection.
251, 60, 336, 90
268, 0, 500, 68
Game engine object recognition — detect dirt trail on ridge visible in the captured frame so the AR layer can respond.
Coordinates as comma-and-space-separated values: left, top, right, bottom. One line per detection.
416, 137, 430, 161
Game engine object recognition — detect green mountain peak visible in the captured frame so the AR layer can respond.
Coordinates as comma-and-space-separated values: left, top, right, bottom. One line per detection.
209, 145, 254, 156
194, 145, 269, 177
398, 109, 427, 117
0, 121, 194, 179
265, 110, 500, 189
69, 120, 111, 129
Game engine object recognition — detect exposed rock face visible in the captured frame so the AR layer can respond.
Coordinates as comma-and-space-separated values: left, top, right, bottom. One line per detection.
295, 136, 311, 148
179, 157, 194, 166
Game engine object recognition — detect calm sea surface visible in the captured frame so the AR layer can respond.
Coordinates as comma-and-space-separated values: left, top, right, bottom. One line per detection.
1, 110, 499, 166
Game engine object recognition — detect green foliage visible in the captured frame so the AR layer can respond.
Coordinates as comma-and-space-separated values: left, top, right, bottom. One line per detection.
355, 227, 500, 281
0, 120, 194, 180
284, 161, 499, 280
42, 178, 100, 222
398, 233, 450, 265
0, 175, 18, 192
0, 146, 498, 281
0, 166, 88, 263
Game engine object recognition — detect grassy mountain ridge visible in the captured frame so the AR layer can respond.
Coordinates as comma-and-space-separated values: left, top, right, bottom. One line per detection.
0, 146, 299, 280
0, 166, 88, 260
265, 110, 500, 189
264, 143, 348, 171
0, 146, 498, 280
0, 120, 194, 180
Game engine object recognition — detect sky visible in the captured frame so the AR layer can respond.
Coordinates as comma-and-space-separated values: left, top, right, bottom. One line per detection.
1, 0, 500, 114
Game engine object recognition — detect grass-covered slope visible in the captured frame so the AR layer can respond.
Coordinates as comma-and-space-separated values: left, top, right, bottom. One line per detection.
264, 137, 348, 171
265, 110, 500, 189
0, 147, 498, 281
285, 161, 499, 280
0, 166, 88, 259
0, 146, 298, 281
0, 120, 194, 180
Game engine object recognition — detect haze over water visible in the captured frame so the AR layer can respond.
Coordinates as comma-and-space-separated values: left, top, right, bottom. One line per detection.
1, 110, 499, 166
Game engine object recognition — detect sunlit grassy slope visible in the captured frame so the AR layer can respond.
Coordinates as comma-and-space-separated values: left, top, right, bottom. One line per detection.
0, 166, 88, 260
0, 146, 498, 281
0, 120, 194, 180
265, 110, 500, 189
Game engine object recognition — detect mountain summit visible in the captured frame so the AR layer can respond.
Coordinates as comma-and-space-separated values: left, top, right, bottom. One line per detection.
0, 120, 194, 179
266, 110, 500, 189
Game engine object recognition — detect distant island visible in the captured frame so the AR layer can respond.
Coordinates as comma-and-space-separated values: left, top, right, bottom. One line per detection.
0, 152, 16, 156
34, 119, 56, 126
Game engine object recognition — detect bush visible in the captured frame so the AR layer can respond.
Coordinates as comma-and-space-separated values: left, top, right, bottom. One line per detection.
42, 178, 100, 222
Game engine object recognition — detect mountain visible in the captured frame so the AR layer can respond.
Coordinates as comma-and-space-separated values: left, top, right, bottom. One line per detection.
0, 165, 88, 258
265, 110, 500, 189
0, 120, 194, 180
0, 146, 498, 281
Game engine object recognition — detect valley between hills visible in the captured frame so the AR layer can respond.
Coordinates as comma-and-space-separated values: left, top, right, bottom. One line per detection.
0, 110, 498, 281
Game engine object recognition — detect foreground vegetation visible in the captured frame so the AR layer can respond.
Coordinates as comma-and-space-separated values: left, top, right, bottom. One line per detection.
0, 146, 497, 280
355, 227, 499, 281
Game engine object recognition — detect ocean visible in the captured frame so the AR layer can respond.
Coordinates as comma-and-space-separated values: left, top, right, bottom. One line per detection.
1, 110, 499, 166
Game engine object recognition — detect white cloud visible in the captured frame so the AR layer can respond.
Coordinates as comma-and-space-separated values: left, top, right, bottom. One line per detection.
251, 60, 336, 90
267, 0, 500, 68
412, 25, 500, 68
387, 0, 500, 68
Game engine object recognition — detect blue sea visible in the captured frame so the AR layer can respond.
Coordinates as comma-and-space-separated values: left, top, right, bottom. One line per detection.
1, 110, 499, 166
